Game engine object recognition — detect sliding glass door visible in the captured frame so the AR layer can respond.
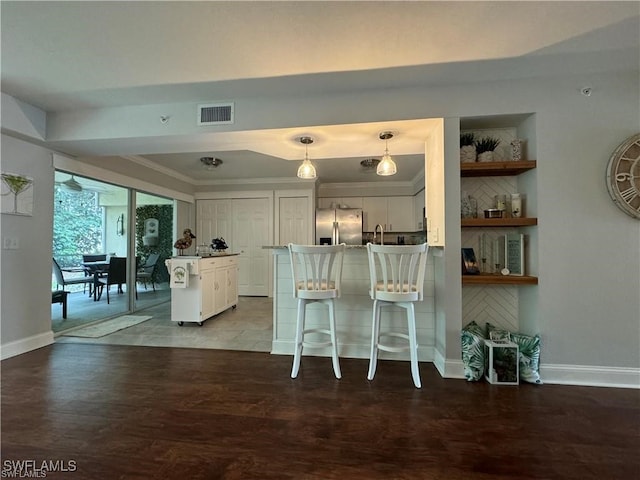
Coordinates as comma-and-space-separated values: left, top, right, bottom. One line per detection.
52, 171, 130, 331
134, 191, 173, 311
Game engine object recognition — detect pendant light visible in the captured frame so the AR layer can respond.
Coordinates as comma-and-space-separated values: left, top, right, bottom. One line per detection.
377, 131, 397, 176
297, 136, 317, 179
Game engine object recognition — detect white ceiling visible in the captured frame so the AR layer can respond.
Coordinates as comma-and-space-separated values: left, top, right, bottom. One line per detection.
2, 1, 639, 184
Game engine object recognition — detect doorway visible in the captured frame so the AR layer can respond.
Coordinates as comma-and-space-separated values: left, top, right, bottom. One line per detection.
52, 172, 172, 333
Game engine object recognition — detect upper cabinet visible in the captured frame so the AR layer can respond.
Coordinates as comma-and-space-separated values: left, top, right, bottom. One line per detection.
362, 196, 414, 232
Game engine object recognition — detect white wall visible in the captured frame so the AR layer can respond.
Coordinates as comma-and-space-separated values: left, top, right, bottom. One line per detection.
2, 68, 639, 386
1, 134, 55, 357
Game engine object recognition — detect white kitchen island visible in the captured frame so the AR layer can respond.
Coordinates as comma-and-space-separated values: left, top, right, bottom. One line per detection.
266, 246, 436, 362
166, 254, 239, 326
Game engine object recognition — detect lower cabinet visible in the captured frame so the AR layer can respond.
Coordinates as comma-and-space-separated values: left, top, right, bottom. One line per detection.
171, 255, 238, 326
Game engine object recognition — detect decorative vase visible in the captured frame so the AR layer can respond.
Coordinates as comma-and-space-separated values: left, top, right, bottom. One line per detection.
510, 139, 524, 161
460, 145, 477, 163
477, 151, 494, 162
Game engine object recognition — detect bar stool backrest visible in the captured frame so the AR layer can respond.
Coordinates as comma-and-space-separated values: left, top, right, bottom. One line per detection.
288, 243, 346, 301
367, 243, 429, 303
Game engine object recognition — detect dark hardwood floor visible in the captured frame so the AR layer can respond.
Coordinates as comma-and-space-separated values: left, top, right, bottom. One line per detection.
2, 344, 639, 480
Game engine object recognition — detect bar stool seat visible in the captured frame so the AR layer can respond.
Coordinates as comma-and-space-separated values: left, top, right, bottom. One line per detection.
366, 243, 429, 388
288, 243, 346, 379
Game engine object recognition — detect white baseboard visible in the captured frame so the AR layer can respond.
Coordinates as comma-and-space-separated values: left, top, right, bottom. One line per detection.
540, 363, 640, 389
433, 349, 465, 379
1, 331, 54, 360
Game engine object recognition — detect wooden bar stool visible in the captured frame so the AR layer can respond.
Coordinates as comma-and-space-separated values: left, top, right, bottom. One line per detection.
366, 243, 429, 388
288, 243, 346, 379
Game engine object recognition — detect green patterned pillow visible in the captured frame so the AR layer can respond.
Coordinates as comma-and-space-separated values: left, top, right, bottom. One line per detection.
511, 332, 543, 384
461, 321, 486, 381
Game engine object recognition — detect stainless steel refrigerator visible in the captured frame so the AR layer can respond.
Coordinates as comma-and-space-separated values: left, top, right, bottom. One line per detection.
315, 208, 363, 245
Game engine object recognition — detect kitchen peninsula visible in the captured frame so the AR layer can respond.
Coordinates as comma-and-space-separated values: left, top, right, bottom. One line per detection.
266, 246, 436, 363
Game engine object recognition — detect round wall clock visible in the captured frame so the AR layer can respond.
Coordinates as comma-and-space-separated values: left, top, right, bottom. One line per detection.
606, 133, 640, 219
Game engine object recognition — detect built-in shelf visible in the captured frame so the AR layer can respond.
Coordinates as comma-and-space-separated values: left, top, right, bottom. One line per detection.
461, 160, 536, 177
462, 274, 538, 285
461, 218, 538, 227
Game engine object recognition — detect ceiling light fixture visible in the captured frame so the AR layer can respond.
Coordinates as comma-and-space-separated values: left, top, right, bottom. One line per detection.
377, 131, 397, 176
200, 157, 223, 170
297, 136, 317, 179
360, 158, 380, 170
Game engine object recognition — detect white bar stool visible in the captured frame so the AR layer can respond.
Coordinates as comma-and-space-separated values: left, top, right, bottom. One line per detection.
288, 243, 346, 379
366, 242, 429, 388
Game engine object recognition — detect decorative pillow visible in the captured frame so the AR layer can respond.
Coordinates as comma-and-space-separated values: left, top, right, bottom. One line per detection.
511, 332, 543, 384
461, 321, 486, 381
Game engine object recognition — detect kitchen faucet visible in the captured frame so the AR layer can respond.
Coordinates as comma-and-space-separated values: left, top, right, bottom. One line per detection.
373, 224, 384, 245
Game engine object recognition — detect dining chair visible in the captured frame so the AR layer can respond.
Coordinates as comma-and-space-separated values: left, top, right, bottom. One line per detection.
94, 256, 136, 303
136, 253, 160, 291
52, 258, 92, 293
288, 243, 346, 379
82, 254, 107, 296
366, 242, 429, 388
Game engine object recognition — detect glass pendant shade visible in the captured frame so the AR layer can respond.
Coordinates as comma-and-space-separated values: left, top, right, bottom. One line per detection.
376, 149, 397, 176
297, 136, 317, 179
297, 157, 317, 179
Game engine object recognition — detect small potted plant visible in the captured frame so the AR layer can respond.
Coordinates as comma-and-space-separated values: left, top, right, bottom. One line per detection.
460, 132, 476, 163
475, 136, 501, 162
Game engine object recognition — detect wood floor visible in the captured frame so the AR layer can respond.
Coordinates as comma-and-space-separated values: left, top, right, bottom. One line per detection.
2, 344, 639, 480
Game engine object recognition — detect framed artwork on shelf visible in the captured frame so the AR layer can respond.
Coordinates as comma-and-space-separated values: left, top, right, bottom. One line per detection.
461, 248, 480, 275
504, 233, 524, 275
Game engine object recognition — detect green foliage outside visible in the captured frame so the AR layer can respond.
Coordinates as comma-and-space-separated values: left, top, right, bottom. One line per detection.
53, 187, 103, 268
135, 204, 173, 283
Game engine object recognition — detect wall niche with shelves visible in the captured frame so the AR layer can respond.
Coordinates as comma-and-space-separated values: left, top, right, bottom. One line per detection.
459, 114, 538, 334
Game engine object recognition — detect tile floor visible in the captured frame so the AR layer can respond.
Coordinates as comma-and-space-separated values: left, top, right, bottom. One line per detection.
56, 296, 274, 353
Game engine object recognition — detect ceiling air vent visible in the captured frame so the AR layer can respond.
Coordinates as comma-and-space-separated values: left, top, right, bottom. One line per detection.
197, 102, 234, 125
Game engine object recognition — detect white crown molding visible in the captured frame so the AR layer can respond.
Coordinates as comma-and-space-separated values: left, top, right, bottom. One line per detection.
192, 177, 313, 186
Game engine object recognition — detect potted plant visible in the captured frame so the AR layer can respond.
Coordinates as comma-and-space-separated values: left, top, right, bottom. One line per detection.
475, 136, 501, 162
460, 132, 476, 163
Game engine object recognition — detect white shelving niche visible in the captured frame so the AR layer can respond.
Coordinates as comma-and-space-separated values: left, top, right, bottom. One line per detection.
459, 114, 538, 336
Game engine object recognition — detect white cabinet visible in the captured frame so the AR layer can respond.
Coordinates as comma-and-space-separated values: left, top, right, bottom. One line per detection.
362, 196, 414, 232
362, 197, 387, 231
170, 255, 238, 326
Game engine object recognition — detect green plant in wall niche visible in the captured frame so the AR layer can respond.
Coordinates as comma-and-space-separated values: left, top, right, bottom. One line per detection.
475, 136, 501, 162
136, 204, 173, 283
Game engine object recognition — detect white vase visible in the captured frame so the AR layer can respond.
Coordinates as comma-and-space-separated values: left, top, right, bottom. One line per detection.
477, 151, 494, 162
460, 145, 477, 163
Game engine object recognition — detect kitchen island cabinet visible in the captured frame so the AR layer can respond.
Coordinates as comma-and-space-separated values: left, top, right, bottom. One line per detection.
167, 254, 238, 326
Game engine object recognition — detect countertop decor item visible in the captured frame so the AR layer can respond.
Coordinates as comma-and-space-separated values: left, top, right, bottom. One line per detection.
174, 228, 196, 255
606, 133, 640, 219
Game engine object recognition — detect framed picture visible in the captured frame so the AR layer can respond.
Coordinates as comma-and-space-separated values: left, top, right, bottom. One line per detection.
504, 233, 524, 275
461, 248, 480, 275
1, 172, 34, 216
